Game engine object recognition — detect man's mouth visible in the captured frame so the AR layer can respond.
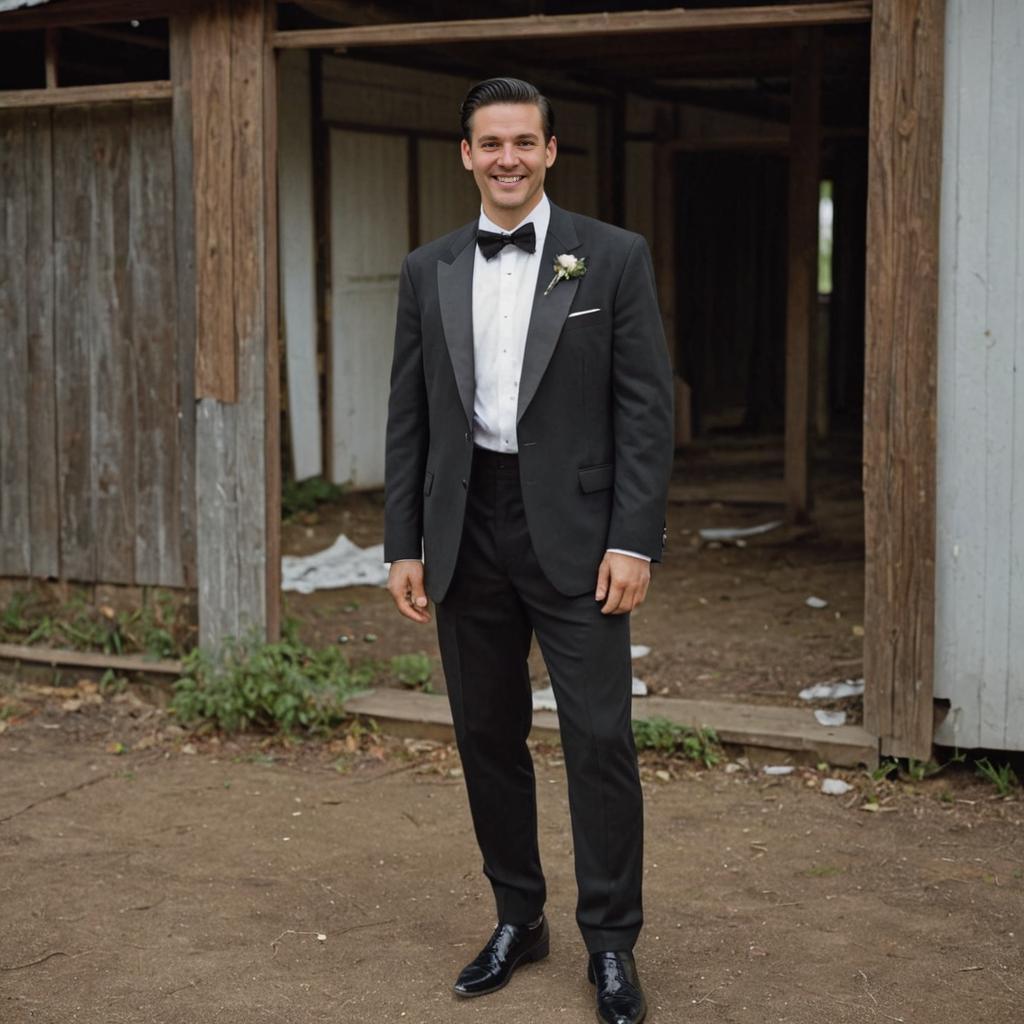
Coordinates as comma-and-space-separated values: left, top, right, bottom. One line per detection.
494, 175, 524, 184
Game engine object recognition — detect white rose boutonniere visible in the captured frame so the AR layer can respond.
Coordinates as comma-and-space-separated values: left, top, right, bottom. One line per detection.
544, 253, 587, 295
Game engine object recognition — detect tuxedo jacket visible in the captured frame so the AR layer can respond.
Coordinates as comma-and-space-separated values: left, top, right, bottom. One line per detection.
384, 200, 674, 603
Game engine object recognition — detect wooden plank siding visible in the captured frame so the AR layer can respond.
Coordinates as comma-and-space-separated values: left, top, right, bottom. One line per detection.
0, 100, 193, 589
934, 0, 1024, 752
0, 111, 32, 577
862, 0, 946, 759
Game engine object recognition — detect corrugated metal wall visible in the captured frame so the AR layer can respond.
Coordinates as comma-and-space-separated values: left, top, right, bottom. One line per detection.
934, 0, 1024, 751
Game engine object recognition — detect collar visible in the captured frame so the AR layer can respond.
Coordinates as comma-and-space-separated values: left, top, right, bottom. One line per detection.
477, 193, 551, 249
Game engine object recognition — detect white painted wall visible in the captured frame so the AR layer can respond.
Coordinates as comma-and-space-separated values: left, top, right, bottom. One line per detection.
277, 49, 322, 481
934, 0, 1024, 751
319, 57, 601, 489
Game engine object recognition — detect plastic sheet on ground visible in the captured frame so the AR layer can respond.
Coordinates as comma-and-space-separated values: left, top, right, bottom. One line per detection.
698, 520, 784, 543
799, 678, 865, 701
534, 644, 651, 710
282, 534, 388, 593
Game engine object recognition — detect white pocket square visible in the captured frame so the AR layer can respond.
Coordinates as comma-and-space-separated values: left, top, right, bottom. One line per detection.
567, 308, 601, 318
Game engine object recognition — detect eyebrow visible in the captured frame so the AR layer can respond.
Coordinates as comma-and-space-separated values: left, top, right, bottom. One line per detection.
477, 132, 541, 143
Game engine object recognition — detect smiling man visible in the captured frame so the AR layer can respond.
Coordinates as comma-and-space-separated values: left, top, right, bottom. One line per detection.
384, 77, 673, 1024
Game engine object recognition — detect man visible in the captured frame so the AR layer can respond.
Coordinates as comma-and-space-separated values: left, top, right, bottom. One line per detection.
384, 77, 673, 1024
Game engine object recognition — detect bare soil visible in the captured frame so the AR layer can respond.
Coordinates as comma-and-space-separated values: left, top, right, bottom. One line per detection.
282, 437, 866, 718
2, 677, 1022, 1024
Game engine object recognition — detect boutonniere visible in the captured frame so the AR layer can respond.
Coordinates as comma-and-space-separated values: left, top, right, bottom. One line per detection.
544, 253, 587, 295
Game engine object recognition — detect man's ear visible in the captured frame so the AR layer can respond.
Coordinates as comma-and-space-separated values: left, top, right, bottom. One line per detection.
545, 134, 557, 169
460, 138, 473, 171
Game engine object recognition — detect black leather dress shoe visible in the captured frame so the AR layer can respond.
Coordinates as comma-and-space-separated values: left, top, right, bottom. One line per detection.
452, 916, 550, 997
588, 950, 647, 1024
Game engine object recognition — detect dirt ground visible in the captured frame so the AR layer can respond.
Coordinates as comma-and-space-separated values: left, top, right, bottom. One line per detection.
2, 677, 1022, 1024
282, 436, 866, 716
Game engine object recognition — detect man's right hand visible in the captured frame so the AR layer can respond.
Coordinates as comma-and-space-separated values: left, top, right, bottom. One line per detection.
387, 559, 431, 623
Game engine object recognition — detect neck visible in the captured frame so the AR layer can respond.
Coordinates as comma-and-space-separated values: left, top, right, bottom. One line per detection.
482, 191, 545, 231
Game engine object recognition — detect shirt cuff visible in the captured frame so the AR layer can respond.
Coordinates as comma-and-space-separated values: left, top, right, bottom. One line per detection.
606, 548, 652, 562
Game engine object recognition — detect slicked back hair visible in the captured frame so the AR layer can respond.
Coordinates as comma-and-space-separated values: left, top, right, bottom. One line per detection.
460, 77, 555, 144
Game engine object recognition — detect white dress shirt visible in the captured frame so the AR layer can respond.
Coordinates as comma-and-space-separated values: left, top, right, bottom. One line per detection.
471, 195, 550, 453
470, 194, 649, 564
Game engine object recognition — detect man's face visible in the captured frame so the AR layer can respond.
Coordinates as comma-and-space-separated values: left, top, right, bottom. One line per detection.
460, 102, 557, 228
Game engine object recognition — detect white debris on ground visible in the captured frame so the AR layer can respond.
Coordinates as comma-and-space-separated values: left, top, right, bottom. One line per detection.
821, 778, 854, 796
698, 520, 784, 543
762, 765, 795, 776
282, 534, 388, 593
813, 709, 848, 727
805, 595, 829, 609
799, 679, 865, 701
534, 643, 650, 710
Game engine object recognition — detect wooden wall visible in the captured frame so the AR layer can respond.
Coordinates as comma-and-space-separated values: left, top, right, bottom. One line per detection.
934, 0, 1024, 752
0, 100, 194, 589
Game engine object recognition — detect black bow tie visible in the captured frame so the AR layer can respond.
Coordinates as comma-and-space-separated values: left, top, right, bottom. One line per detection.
476, 222, 537, 260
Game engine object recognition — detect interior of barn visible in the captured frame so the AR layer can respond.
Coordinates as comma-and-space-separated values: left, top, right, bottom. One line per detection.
272, 1, 873, 717
0, 1, 874, 723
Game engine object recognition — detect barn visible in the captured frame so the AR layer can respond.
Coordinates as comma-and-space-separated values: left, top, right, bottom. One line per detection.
0, 0, 1020, 760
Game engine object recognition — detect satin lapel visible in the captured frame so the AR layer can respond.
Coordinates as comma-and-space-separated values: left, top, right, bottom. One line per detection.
436, 224, 477, 430
517, 204, 582, 423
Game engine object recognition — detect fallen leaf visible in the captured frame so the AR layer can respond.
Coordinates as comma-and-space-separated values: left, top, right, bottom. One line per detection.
61, 698, 83, 712
106, 741, 126, 755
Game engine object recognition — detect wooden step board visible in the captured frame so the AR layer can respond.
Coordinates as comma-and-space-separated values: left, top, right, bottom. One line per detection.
343, 689, 878, 768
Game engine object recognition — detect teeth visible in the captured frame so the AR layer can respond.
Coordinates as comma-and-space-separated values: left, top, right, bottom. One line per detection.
496, 176, 523, 183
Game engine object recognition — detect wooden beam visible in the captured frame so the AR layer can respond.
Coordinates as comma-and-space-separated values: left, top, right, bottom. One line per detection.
191, 0, 236, 401
0, 0, 173, 32
862, 0, 944, 760
170, 13, 198, 588
783, 27, 822, 523
263, 0, 281, 641
272, 2, 873, 50
0, 80, 172, 110
0, 642, 182, 676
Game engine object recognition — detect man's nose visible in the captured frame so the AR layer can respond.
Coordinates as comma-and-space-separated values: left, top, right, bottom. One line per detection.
497, 144, 517, 166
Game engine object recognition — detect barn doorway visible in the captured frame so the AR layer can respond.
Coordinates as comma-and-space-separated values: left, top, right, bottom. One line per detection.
273, 1, 875, 753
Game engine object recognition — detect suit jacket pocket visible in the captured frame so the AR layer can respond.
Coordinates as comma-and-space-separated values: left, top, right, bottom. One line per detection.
578, 463, 614, 493
424, 471, 434, 496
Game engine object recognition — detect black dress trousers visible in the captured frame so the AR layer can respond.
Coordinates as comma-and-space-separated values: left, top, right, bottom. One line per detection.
435, 446, 644, 954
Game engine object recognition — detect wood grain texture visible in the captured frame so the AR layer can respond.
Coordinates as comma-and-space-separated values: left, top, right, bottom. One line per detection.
89, 104, 135, 584
171, 14, 198, 589
24, 108, 59, 579
192, 0, 273, 647
0, 81, 172, 110
131, 101, 183, 586
862, 0, 945, 759
53, 106, 96, 583
783, 27, 822, 522
232, 0, 268, 635
191, 0, 236, 402
0, 0, 173, 32
263, 0, 281, 642
0, 110, 31, 577
273, 2, 873, 50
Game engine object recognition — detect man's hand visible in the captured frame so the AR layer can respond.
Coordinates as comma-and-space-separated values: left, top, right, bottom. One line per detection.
387, 560, 431, 623
595, 551, 651, 615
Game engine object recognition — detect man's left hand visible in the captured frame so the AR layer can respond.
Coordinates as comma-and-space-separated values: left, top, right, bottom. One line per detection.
595, 551, 651, 615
